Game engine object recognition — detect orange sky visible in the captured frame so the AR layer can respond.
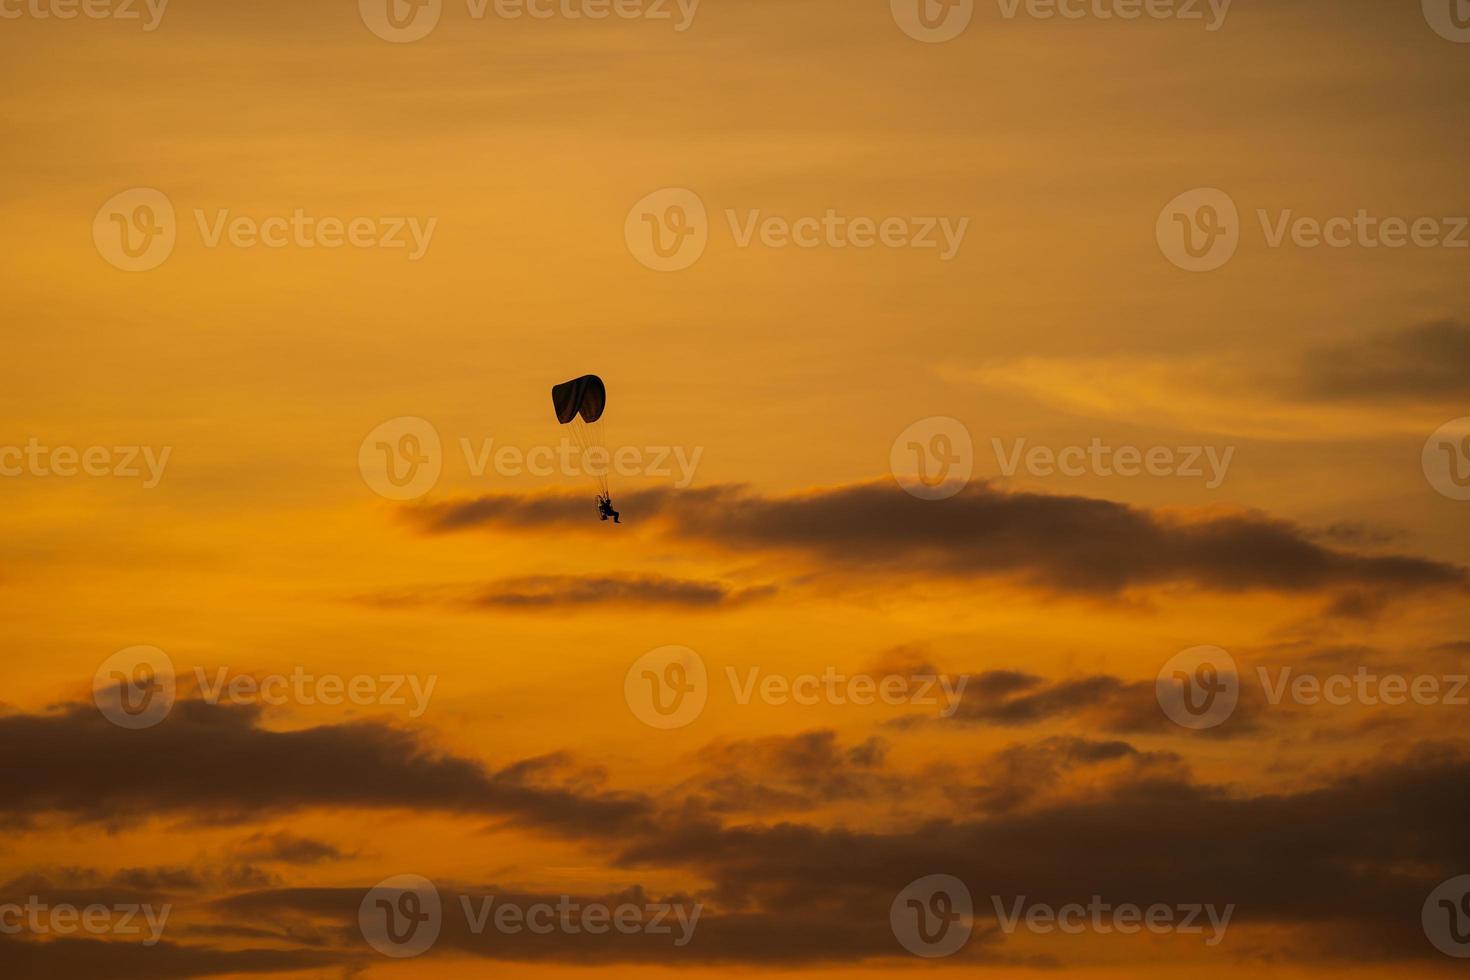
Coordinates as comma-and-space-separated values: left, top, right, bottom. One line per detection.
2, 1, 1469, 977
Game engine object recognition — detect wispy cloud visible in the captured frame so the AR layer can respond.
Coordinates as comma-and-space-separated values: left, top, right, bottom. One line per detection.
355, 573, 777, 612
403, 480, 1467, 605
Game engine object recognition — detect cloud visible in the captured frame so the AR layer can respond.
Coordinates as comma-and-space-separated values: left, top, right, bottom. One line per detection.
2, 864, 272, 902
0, 935, 345, 980
1310, 521, 1409, 548
892, 667, 1265, 735
672, 730, 897, 814
955, 319, 1470, 438
615, 743, 1470, 963
357, 574, 777, 612
231, 832, 350, 866
215, 881, 1031, 967
1300, 320, 1470, 401
405, 481, 1467, 603
943, 735, 1189, 815
0, 700, 653, 835
6, 696, 1464, 967
0, 870, 168, 911
188, 736, 1454, 968
921, 671, 1139, 726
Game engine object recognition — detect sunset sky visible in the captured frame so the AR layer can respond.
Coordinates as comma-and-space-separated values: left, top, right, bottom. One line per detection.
3, 0, 1469, 977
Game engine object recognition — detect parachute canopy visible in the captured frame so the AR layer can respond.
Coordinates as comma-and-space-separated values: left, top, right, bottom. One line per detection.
552, 374, 610, 497
552, 375, 607, 425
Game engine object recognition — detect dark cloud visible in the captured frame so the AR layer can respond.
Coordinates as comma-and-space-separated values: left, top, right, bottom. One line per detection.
883, 669, 1208, 735
6, 698, 1465, 967
220, 765, 1448, 971
0, 700, 652, 835
405, 481, 1467, 602
615, 743, 1470, 963
0, 936, 346, 980
673, 730, 897, 814
231, 832, 349, 866
1299, 320, 1470, 401
1311, 521, 1408, 548
357, 574, 776, 612
3, 863, 277, 903
946, 672, 1135, 726
215, 881, 1032, 968
862, 644, 944, 679
1323, 588, 1393, 620
0, 871, 166, 912
944, 735, 1188, 815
